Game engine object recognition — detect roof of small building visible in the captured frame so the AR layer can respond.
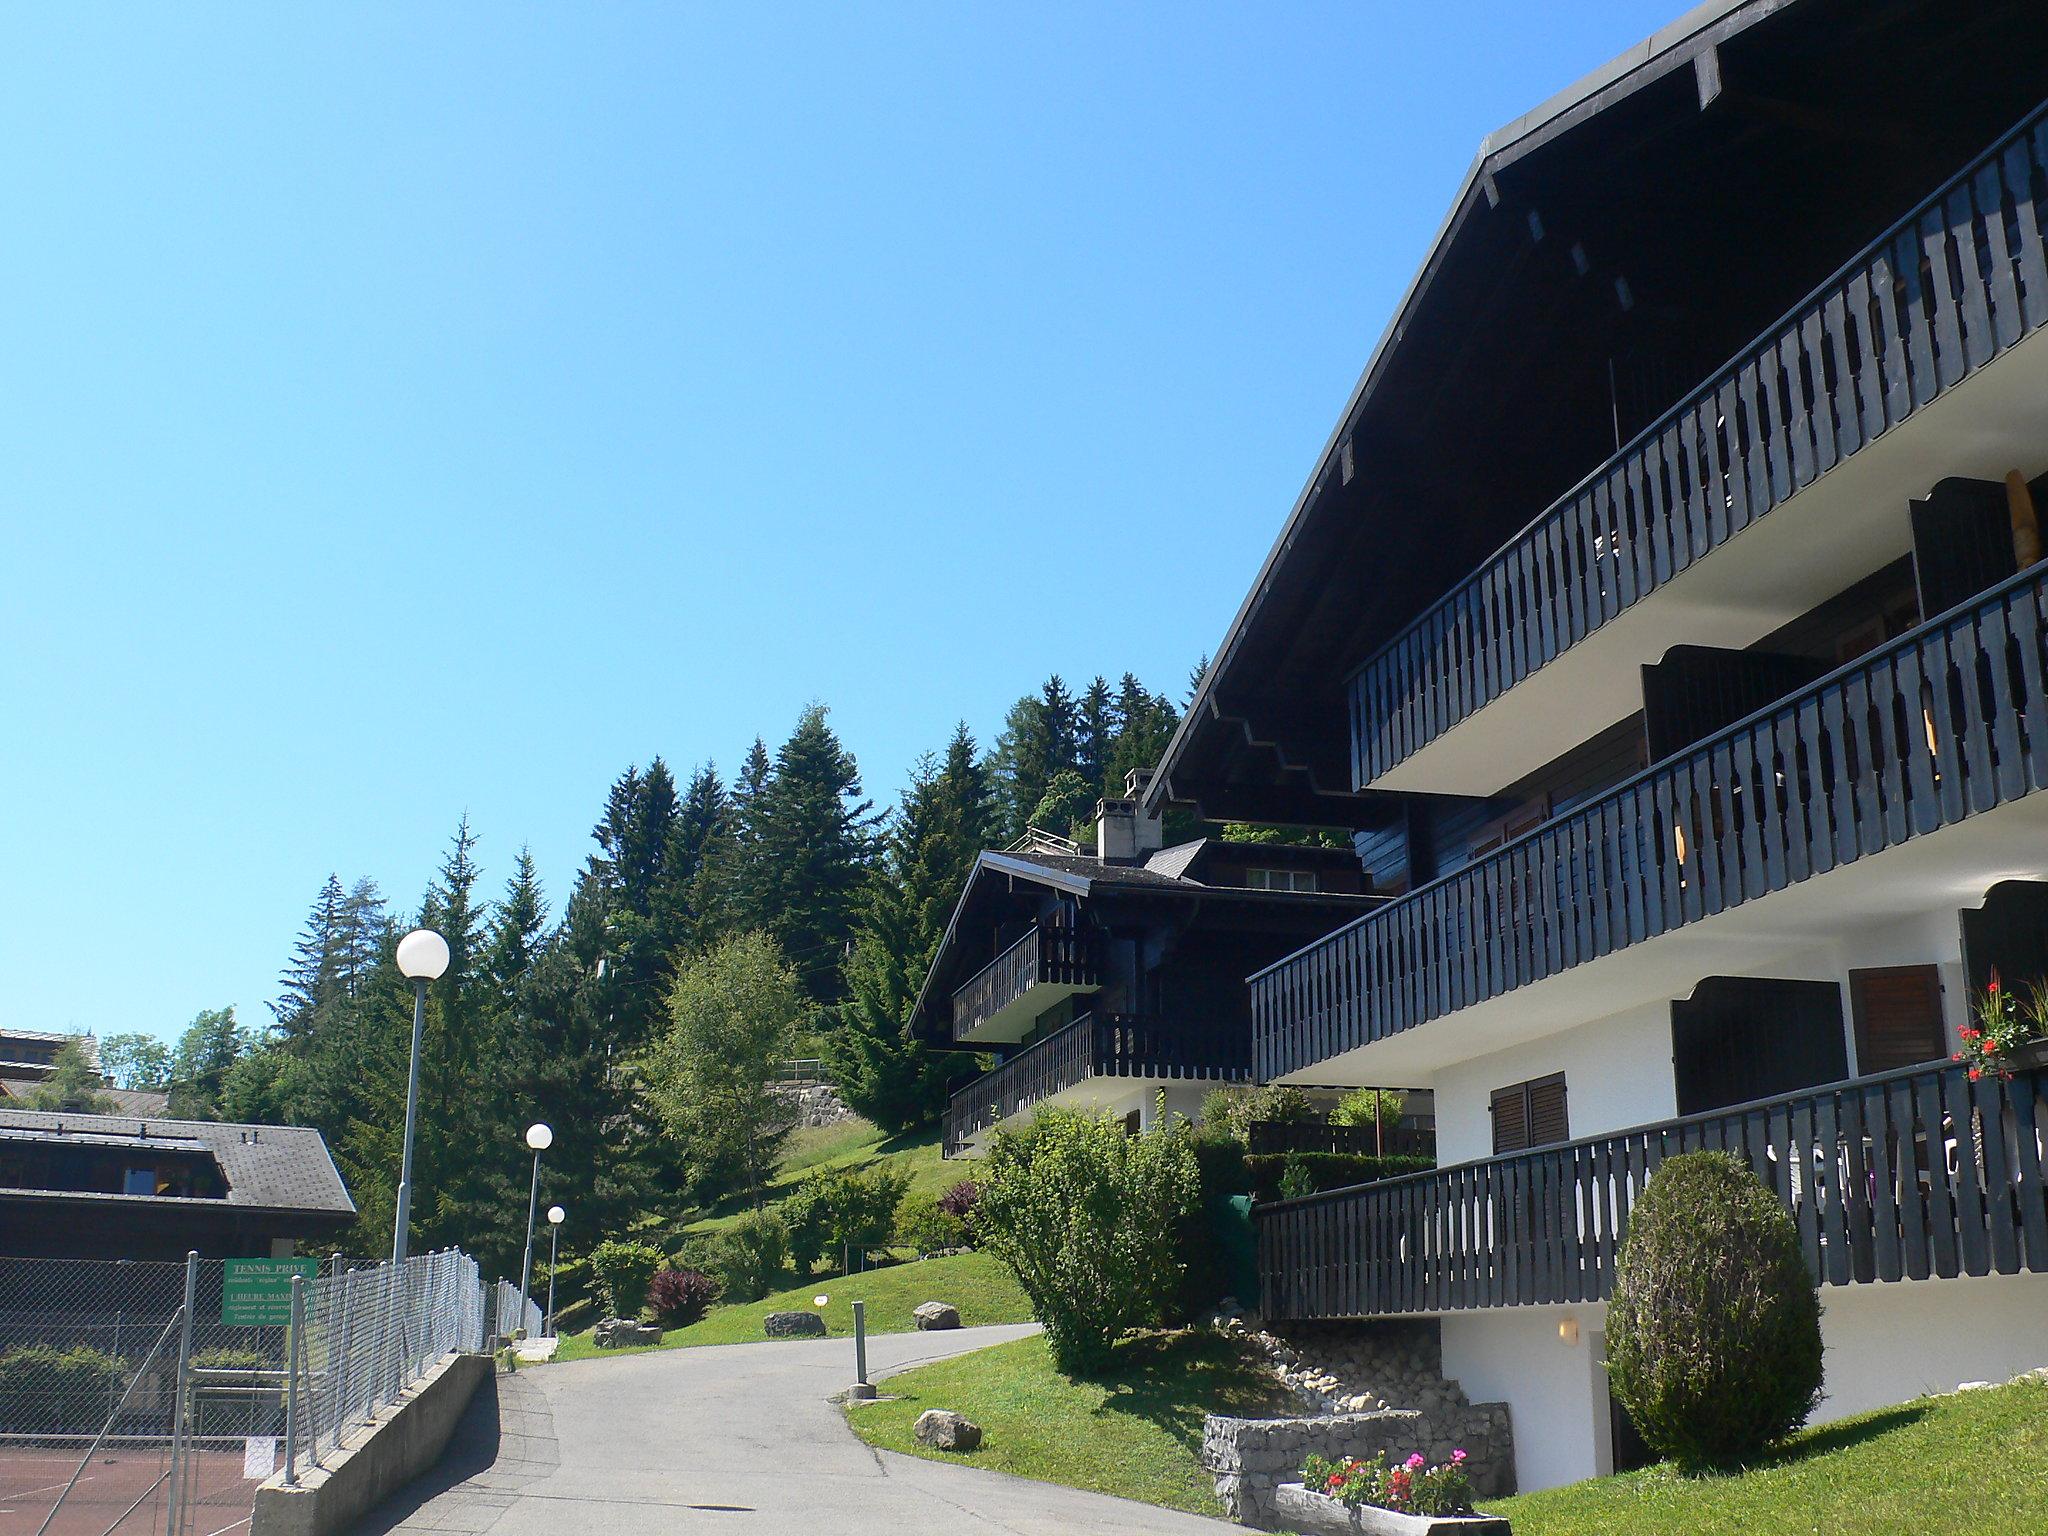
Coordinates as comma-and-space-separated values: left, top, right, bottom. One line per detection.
0, 1076, 170, 1116
0, 1107, 355, 1217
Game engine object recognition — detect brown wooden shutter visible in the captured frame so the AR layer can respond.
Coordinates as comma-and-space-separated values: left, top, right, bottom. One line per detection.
1849, 966, 1946, 1073
1490, 1085, 1529, 1155
1527, 1074, 1570, 1146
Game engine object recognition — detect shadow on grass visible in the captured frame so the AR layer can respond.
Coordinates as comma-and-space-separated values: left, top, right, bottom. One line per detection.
1090, 1331, 1296, 1452
1757, 1402, 1930, 1466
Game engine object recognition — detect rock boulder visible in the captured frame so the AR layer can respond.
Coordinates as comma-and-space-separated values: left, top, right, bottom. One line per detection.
912, 1301, 961, 1331
592, 1318, 663, 1349
763, 1310, 828, 1338
913, 1409, 983, 1451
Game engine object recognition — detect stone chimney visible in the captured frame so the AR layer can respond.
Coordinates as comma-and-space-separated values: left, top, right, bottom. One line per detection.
1095, 768, 1164, 863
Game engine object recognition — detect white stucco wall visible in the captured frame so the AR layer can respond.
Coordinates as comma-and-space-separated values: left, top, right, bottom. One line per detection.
1439, 1272, 2048, 1494
1433, 1002, 1677, 1166
1427, 901, 1980, 1167
1440, 1303, 1612, 1494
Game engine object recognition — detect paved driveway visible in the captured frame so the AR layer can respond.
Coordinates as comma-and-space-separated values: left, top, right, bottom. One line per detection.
354, 1324, 1242, 1534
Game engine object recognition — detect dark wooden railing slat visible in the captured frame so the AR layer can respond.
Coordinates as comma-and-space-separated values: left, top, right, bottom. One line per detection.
1256, 1063, 2048, 1321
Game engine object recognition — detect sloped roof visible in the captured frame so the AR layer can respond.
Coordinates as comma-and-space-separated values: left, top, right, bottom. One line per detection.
0, 1107, 355, 1217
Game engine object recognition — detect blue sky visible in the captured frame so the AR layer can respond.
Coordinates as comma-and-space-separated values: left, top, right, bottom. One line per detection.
1, 2, 1680, 1045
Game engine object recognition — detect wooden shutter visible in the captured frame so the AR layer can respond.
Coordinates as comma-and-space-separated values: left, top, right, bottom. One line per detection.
1490, 1073, 1568, 1154
1526, 1074, 1569, 1146
1849, 966, 1946, 1074
1490, 1085, 1529, 1155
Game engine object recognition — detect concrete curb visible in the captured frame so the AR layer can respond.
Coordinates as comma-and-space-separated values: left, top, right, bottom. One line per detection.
250, 1352, 492, 1536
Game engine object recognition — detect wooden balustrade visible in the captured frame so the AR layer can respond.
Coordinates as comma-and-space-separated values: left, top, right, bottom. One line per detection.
1350, 101, 2048, 788
950, 924, 1096, 1041
942, 1012, 1252, 1155
1256, 557, 2048, 1080
1258, 1061, 2048, 1321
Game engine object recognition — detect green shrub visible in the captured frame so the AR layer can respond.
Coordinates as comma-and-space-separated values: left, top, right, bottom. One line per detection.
1200, 1083, 1316, 1144
1331, 1087, 1406, 1130
688, 1208, 790, 1302
896, 1195, 969, 1256
975, 1100, 1199, 1377
0, 1345, 125, 1433
1606, 1151, 1823, 1469
1244, 1152, 1432, 1201
587, 1239, 665, 1319
1277, 1152, 1316, 1201
780, 1163, 910, 1273
190, 1348, 269, 1372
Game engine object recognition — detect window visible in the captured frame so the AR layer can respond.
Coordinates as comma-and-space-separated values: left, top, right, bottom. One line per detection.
1244, 867, 1318, 892
1490, 1073, 1569, 1155
1849, 965, 1946, 1074
123, 1166, 157, 1196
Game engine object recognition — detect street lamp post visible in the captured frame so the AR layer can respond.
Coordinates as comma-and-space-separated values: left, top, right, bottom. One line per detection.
518, 1122, 553, 1325
545, 1206, 565, 1336
391, 929, 450, 1265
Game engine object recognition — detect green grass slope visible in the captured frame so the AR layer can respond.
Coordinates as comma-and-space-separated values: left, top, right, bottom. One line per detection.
1499, 1375, 2048, 1536
671, 1117, 962, 1245
555, 1247, 1029, 1360
844, 1330, 1296, 1518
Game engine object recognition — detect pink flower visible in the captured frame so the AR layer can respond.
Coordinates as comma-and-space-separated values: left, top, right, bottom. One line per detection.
1406, 1453, 1427, 1470
1452, 1449, 1469, 1463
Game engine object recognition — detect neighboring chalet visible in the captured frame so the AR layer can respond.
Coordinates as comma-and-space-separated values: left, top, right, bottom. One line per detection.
1145, 0, 2048, 1493
0, 1107, 355, 1261
0, 1028, 168, 1115
919, 774, 1382, 1156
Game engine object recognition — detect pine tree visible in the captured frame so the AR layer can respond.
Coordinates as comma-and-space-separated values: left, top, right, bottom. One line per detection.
745, 706, 876, 1003
274, 874, 346, 1037
828, 726, 994, 1131
1077, 676, 1114, 794
991, 676, 1083, 839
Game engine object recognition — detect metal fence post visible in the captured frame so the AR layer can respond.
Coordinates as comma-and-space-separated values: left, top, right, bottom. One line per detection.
163, 1251, 199, 1536
284, 1276, 304, 1485
333, 1264, 355, 1452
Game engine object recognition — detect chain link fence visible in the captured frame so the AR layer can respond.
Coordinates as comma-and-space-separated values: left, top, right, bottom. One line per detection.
1, 1248, 496, 1536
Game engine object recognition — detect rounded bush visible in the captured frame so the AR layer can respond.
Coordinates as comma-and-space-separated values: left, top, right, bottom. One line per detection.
1606, 1151, 1823, 1468
646, 1267, 719, 1328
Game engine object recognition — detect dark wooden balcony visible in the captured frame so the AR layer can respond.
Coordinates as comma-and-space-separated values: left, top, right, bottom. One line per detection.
942, 1012, 1251, 1156
950, 924, 1097, 1044
1350, 99, 2048, 790
1257, 556, 2048, 1080
1258, 1061, 2048, 1322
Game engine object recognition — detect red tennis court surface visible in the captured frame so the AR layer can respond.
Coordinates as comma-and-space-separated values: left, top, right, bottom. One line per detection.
0, 1444, 258, 1536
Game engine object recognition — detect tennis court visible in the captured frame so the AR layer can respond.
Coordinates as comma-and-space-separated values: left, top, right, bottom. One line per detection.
0, 1441, 260, 1536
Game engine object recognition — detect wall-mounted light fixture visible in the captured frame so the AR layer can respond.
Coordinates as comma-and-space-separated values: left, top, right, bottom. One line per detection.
1558, 1317, 1581, 1347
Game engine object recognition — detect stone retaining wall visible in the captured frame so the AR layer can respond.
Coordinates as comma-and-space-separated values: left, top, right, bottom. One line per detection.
1201, 1403, 1513, 1529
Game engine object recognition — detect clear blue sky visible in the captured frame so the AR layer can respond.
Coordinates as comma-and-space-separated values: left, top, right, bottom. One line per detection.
1, 2, 1680, 1045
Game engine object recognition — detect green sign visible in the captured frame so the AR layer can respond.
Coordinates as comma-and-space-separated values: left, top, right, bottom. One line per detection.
221, 1258, 318, 1326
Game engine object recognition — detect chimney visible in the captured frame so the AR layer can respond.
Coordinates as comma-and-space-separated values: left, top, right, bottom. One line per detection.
1095, 768, 1164, 863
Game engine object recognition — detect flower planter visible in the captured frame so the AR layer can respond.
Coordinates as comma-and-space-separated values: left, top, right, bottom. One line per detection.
1273, 1482, 1511, 1536
2003, 1037, 2048, 1073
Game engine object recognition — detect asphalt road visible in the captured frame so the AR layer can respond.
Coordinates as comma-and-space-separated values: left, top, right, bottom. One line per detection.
353, 1324, 1243, 1535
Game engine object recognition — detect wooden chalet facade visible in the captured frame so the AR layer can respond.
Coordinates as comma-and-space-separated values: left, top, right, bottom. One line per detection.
1144, 0, 2048, 1493
917, 776, 1382, 1156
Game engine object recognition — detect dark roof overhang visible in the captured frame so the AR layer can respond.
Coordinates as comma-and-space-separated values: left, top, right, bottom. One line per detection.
1149, 0, 2048, 825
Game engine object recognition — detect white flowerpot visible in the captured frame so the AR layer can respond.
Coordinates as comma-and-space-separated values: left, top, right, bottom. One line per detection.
1272, 1482, 1511, 1536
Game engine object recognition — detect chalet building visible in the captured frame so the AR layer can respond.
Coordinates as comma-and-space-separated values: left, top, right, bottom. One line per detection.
919, 774, 1385, 1156
0, 1107, 355, 1261
0, 1028, 169, 1115
1143, 0, 2048, 1493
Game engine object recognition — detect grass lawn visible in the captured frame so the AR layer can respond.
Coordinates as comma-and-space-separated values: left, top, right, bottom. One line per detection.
553, 1247, 1030, 1361
844, 1330, 1297, 1518
670, 1120, 967, 1245
1498, 1376, 2048, 1535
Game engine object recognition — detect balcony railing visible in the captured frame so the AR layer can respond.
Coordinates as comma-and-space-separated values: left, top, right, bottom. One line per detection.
1256, 555, 2048, 1080
1349, 98, 2048, 788
943, 1011, 1252, 1156
951, 924, 1096, 1042
1258, 1060, 2048, 1322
